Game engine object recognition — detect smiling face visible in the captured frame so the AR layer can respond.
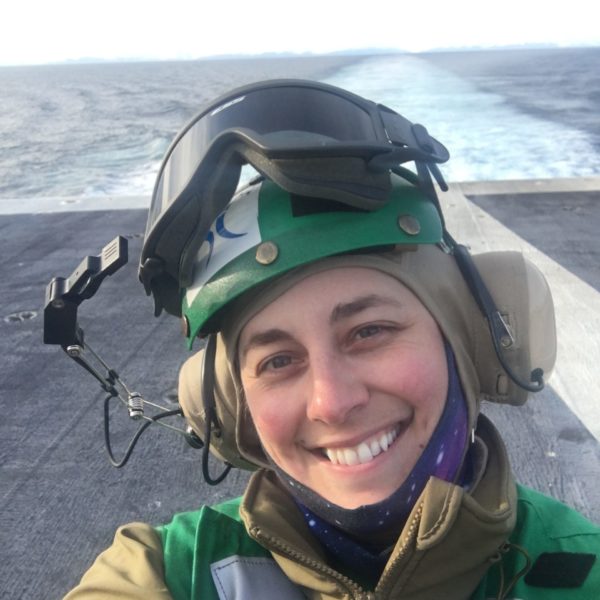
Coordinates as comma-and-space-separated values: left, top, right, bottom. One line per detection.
238, 267, 448, 509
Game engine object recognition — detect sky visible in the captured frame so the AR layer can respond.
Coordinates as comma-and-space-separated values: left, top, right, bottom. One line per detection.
2, 0, 599, 66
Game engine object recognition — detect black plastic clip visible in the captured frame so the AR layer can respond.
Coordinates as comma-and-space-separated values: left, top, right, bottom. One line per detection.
43, 236, 128, 347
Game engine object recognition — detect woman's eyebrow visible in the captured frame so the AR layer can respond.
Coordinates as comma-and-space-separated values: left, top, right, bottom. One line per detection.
330, 294, 402, 324
240, 328, 294, 360
240, 295, 401, 358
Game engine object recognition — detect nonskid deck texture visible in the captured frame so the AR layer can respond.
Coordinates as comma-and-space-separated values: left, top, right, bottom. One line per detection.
1, 178, 599, 599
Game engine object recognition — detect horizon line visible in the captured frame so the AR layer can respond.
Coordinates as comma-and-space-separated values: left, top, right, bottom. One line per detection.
2, 41, 599, 68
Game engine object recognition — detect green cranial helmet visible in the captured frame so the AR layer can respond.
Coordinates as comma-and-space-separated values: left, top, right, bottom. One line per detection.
152, 81, 555, 478
182, 171, 443, 343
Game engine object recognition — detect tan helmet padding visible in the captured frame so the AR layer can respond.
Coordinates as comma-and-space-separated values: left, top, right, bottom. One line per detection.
177, 339, 258, 471
178, 245, 556, 470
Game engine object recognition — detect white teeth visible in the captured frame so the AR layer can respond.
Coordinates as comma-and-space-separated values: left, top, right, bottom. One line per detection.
357, 442, 372, 463
370, 439, 382, 457
323, 426, 399, 466
380, 434, 389, 452
325, 449, 338, 464
343, 448, 359, 465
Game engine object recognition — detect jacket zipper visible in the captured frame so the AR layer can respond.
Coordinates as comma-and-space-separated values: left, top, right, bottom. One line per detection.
250, 501, 424, 599
251, 526, 376, 599
374, 502, 424, 597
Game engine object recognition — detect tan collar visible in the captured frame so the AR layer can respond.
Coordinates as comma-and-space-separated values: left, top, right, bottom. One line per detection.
240, 415, 517, 599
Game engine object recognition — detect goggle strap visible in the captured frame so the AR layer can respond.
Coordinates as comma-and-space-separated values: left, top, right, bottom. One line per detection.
380, 110, 449, 163
415, 161, 447, 231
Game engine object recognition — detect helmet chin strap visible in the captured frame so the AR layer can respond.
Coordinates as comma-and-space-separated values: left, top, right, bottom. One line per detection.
199, 333, 232, 485
445, 232, 545, 393
401, 162, 544, 395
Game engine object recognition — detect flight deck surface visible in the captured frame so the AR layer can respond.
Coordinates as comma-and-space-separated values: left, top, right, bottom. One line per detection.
1, 178, 599, 598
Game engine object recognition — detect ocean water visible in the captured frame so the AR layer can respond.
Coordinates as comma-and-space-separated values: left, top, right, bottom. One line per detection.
1, 48, 599, 200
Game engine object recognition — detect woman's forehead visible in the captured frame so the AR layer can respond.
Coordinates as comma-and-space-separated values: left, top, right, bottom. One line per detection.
238, 267, 425, 339
272, 267, 412, 301
221, 251, 437, 355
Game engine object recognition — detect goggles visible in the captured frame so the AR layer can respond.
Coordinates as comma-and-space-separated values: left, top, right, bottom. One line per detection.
140, 79, 449, 315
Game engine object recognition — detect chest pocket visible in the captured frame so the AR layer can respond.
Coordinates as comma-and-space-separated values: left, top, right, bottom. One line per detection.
211, 555, 306, 600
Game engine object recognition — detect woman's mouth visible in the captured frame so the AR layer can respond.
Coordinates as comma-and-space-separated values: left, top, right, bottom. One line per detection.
321, 424, 401, 466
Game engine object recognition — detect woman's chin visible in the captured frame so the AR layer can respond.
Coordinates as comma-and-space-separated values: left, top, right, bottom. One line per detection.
308, 469, 406, 509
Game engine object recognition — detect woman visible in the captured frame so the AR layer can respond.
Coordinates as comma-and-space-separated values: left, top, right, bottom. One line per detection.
66, 80, 599, 599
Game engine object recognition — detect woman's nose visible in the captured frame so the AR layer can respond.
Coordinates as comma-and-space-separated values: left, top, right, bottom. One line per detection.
306, 354, 369, 424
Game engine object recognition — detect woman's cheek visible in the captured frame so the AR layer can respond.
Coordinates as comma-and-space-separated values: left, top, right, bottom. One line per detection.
379, 351, 446, 413
247, 395, 299, 450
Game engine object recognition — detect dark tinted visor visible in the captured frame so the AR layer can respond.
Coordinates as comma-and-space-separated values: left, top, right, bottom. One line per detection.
140, 79, 449, 313
149, 80, 388, 232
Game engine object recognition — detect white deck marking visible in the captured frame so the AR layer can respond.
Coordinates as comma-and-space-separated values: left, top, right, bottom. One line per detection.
0, 195, 149, 214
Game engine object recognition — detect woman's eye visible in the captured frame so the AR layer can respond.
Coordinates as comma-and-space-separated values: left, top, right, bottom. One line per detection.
356, 324, 382, 339
261, 354, 292, 372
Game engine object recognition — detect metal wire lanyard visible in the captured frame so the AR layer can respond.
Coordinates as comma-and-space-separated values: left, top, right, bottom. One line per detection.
64, 339, 186, 467
42, 236, 218, 473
